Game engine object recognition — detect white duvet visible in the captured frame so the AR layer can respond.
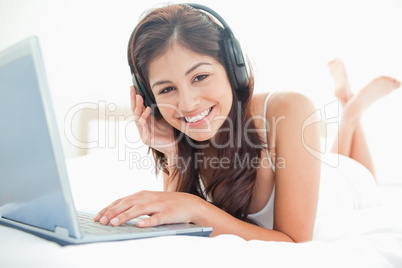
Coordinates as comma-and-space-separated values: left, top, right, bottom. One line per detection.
1, 155, 401, 268
1, 203, 402, 268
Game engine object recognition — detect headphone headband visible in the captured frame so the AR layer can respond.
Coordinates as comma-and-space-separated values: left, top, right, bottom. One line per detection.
127, 3, 249, 116
186, 3, 232, 34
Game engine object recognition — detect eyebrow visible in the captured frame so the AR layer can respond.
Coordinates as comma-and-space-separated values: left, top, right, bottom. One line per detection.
185, 62, 211, 76
151, 62, 212, 89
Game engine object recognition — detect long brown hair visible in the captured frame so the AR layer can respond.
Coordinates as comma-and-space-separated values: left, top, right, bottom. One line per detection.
129, 4, 264, 221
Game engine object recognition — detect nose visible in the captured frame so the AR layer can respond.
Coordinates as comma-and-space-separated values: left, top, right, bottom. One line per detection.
177, 86, 201, 113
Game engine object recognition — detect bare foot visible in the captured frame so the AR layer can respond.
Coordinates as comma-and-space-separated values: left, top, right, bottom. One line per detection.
328, 58, 353, 105
343, 75, 400, 124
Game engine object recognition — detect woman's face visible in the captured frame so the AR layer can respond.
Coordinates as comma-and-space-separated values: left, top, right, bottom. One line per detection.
148, 45, 233, 141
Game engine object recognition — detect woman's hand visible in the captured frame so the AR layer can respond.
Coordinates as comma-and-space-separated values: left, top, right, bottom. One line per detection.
93, 191, 204, 227
130, 86, 178, 158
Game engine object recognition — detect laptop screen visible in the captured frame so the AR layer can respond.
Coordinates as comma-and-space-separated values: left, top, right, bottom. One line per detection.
0, 39, 75, 235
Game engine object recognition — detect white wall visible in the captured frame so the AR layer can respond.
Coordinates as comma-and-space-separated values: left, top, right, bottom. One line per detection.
1, 0, 401, 184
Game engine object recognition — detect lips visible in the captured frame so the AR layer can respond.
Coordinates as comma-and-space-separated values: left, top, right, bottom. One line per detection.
183, 107, 212, 123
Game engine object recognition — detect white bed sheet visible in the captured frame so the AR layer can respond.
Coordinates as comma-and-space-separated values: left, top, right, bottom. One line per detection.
1, 154, 402, 268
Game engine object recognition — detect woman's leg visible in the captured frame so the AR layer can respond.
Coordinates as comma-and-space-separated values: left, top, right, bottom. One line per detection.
328, 59, 400, 180
328, 58, 355, 158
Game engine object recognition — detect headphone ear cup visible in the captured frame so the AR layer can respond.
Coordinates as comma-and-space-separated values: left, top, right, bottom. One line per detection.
132, 73, 161, 117
231, 37, 249, 89
222, 31, 249, 91
222, 37, 239, 90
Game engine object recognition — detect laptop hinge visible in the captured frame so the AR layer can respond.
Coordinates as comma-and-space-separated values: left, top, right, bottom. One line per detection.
54, 226, 70, 238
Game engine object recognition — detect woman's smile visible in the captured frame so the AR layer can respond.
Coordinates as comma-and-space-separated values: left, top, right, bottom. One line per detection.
179, 105, 214, 126
148, 45, 233, 141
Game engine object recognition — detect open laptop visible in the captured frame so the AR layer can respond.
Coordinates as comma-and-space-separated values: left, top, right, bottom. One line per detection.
0, 36, 212, 245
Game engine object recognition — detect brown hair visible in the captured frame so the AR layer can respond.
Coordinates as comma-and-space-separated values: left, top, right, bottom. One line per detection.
129, 4, 264, 221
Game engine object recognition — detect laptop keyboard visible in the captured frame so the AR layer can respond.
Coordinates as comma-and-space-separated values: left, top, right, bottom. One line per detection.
77, 212, 160, 235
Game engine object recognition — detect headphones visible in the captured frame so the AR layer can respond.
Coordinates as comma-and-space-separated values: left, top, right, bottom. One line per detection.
127, 3, 249, 116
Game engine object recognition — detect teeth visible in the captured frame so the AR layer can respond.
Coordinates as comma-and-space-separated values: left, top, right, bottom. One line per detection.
184, 107, 211, 123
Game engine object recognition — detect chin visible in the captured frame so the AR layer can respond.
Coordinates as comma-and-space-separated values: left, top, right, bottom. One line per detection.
182, 123, 224, 144
187, 132, 214, 142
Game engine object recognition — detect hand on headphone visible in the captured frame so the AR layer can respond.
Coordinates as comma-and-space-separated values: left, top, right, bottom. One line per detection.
130, 86, 178, 159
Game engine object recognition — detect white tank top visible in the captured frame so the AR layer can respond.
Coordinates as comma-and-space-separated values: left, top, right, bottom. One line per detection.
247, 93, 276, 229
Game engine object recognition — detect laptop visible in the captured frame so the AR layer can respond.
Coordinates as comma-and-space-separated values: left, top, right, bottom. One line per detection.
0, 36, 212, 245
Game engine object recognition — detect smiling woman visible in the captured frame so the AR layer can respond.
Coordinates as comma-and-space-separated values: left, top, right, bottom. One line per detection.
94, 3, 400, 243
124, 4, 265, 230
148, 46, 232, 138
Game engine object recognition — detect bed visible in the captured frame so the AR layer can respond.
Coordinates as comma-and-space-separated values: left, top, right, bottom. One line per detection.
1, 153, 401, 268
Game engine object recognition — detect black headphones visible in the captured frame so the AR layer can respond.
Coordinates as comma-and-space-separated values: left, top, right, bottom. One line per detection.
127, 3, 249, 116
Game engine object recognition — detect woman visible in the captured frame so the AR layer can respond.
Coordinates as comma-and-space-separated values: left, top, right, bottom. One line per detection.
94, 4, 400, 242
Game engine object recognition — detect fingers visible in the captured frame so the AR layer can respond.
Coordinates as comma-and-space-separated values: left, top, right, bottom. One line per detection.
93, 198, 122, 222
94, 191, 194, 228
94, 191, 158, 226
134, 94, 145, 117
131, 91, 152, 127
94, 198, 133, 225
136, 213, 167, 228
111, 203, 157, 227
130, 86, 153, 143
130, 86, 150, 120
130, 86, 136, 114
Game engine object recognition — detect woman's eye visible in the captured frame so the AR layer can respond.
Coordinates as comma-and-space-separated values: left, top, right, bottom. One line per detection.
194, 75, 208, 82
160, 87, 174, 94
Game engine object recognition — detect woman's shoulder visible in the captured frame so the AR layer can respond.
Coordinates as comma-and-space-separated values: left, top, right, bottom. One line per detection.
251, 91, 315, 119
